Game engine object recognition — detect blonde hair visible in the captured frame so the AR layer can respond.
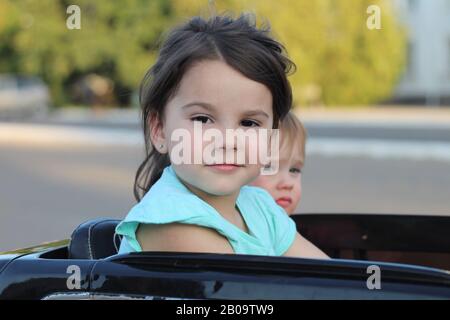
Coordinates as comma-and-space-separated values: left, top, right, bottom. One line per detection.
279, 112, 307, 165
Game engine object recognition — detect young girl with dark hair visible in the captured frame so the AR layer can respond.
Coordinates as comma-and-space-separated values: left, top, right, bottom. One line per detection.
115, 13, 328, 259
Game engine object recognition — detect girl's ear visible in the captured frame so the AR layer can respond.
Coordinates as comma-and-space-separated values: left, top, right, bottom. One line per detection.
149, 112, 168, 154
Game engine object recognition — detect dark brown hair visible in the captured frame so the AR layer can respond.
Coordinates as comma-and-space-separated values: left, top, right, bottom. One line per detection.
134, 12, 297, 201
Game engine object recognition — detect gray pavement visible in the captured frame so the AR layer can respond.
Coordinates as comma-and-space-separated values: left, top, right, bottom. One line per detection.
5, 106, 450, 142
1, 142, 449, 251
1, 107, 450, 251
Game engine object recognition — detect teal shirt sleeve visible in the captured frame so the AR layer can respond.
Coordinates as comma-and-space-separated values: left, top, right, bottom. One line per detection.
115, 165, 298, 256
271, 200, 297, 255
115, 193, 227, 253
252, 187, 297, 256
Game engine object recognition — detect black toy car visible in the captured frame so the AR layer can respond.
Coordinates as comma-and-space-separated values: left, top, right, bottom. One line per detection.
1, 213, 449, 300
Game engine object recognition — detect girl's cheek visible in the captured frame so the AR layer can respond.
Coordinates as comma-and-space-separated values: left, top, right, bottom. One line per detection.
250, 176, 277, 197
237, 129, 270, 166
295, 179, 302, 205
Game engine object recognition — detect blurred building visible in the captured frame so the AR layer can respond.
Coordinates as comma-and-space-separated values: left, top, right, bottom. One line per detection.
394, 0, 450, 105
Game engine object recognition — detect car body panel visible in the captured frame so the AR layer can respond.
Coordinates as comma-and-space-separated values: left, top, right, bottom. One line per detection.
293, 214, 450, 270
1, 214, 449, 299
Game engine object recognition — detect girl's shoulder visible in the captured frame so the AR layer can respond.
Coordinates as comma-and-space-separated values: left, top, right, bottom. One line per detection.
239, 185, 297, 256
240, 184, 271, 198
238, 185, 282, 213
115, 167, 213, 252
118, 185, 207, 230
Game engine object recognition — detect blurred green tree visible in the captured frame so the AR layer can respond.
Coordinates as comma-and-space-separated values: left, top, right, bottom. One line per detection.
0, 0, 22, 73
0, 0, 406, 107
0, 0, 174, 106
172, 0, 407, 107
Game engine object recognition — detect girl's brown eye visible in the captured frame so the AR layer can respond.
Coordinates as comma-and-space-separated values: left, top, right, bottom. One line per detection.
191, 116, 211, 124
241, 119, 260, 127
290, 167, 301, 174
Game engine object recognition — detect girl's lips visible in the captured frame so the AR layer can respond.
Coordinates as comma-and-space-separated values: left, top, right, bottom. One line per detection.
206, 164, 243, 172
276, 197, 292, 208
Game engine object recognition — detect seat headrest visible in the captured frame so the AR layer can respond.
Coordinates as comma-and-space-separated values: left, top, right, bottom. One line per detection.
69, 218, 121, 260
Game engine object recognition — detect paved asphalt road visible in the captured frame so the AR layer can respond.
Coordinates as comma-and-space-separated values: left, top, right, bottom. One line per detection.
1, 121, 450, 251
1, 143, 450, 251
10, 117, 450, 142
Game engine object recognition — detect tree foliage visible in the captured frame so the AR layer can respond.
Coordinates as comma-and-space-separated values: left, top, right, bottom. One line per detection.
173, 0, 407, 106
0, 0, 406, 106
0, 0, 173, 104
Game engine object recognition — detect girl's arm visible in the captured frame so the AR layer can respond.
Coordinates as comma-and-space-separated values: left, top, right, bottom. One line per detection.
136, 223, 234, 254
283, 233, 330, 259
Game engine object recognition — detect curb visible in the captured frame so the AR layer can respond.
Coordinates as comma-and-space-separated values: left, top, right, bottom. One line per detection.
0, 123, 143, 147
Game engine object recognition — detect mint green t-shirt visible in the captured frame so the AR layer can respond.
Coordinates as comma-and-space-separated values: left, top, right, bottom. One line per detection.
115, 165, 297, 256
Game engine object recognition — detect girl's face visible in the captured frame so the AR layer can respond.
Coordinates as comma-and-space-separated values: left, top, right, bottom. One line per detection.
152, 59, 274, 197
250, 143, 302, 215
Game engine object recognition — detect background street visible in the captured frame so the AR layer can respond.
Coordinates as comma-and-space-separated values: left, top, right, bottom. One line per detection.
1, 109, 450, 251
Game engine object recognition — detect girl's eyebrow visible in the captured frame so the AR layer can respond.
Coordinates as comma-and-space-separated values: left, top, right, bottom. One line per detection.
182, 101, 269, 118
242, 110, 269, 118
181, 101, 215, 111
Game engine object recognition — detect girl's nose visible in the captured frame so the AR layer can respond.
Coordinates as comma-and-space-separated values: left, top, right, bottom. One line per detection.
277, 173, 294, 190
224, 133, 238, 151
215, 124, 238, 151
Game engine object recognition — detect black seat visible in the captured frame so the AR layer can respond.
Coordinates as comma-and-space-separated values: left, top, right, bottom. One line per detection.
68, 218, 122, 259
